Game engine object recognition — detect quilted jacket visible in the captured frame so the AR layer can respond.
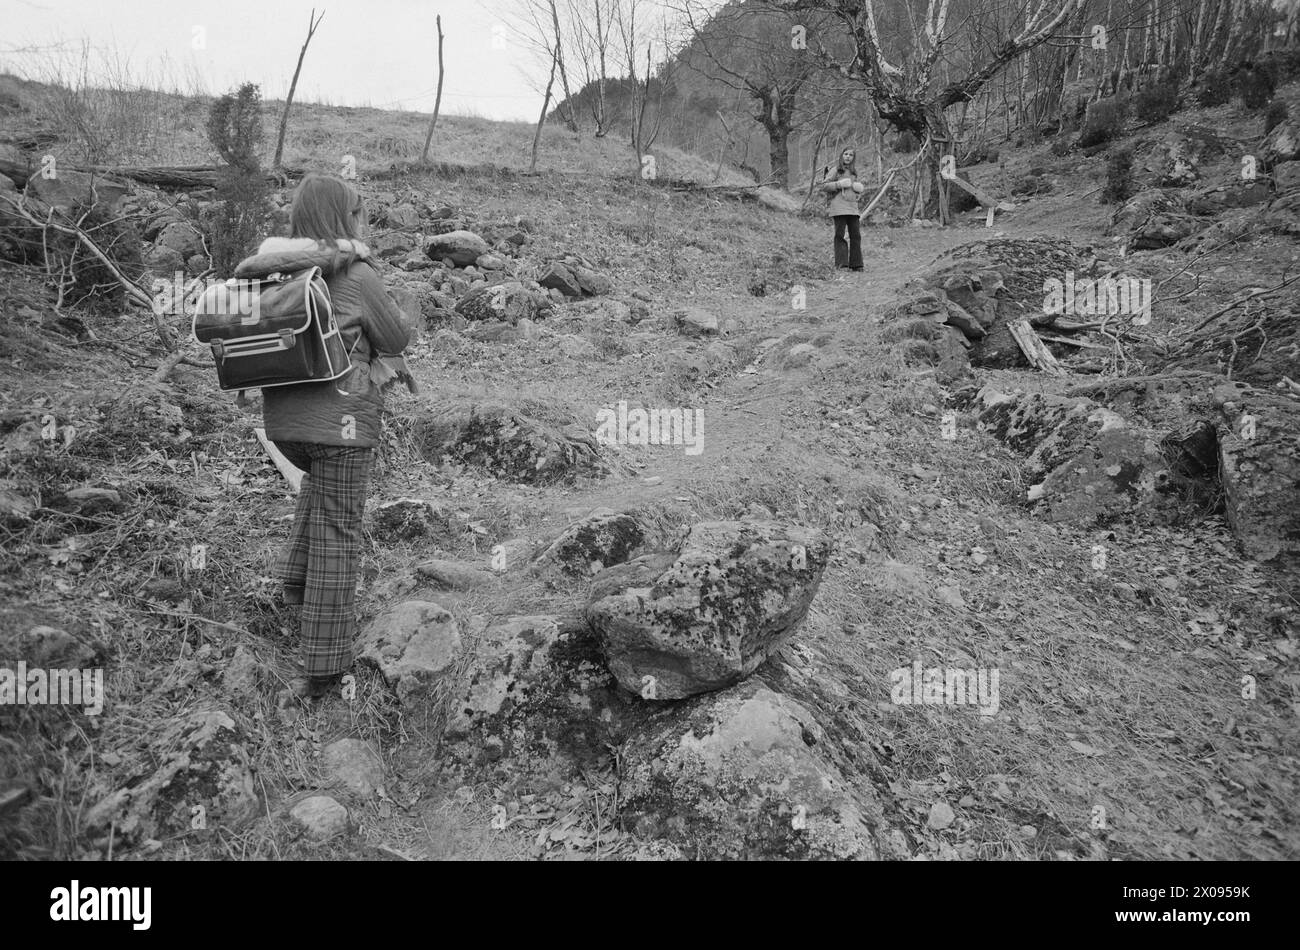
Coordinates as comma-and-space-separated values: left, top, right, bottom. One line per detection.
821, 166, 865, 217
233, 238, 413, 448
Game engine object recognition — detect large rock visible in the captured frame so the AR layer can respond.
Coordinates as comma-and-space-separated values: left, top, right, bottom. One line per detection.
386, 203, 420, 229
371, 498, 459, 544
1144, 127, 1232, 186
1262, 120, 1300, 168
435, 613, 894, 859
409, 403, 606, 485
415, 558, 497, 590
538, 260, 582, 298
1109, 190, 1204, 249
321, 739, 385, 797
673, 308, 719, 338
585, 520, 830, 699
83, 708, 259, 849
1210, 382, 1300, 563
28, 169, 129, 213
143, 244, 185, 278
881, 318, 970, 384
356, 601, 461, 705
619, 679, 877, 860
454, 280, 544, 325
289, 795, 351, 841
895, 239, 1081, 369
977, 387, 1168, 523
572, 264, 611, 296
1184, 180, 1273, 215
1259, 190, 1300, 238
154, 221, 203, 258
0, 623, 103, 670
531, 508, 646, 576
424, 230, 489, 267
444, 615, 565, 743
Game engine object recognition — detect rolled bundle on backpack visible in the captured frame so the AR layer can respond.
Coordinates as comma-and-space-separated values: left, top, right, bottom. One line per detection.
370, 355, 418, 395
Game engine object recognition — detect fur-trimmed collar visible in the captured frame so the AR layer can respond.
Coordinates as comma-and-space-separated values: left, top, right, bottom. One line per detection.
256, 237, 371, 256
234, 236, 373, 279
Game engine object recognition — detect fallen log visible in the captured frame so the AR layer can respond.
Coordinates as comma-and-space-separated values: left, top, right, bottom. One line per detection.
1008, 318, 1065, 375
0, 158, 301, 191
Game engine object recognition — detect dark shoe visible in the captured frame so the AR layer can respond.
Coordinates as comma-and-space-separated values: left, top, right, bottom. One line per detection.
307, 674, 342, 699
291, 673, 343, 700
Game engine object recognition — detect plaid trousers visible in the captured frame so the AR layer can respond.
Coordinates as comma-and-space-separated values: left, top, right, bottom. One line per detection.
273, 441, 374, 677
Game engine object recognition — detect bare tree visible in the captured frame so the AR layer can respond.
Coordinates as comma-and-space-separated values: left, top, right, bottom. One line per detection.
420, 15, 446, 164
613, 0, 672, 169
532, 48, 559, 172
673, 1, 821, 188
565, 0, 616, 135
772, 0, 1090, 218
503, 0, 582, 132
272, 7, 325, 169
548, 0, 582, 130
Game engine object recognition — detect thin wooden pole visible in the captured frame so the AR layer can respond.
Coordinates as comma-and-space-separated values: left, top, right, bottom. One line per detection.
273, 8, 325, 169
531, 49, 558, 174
420, 15, 446, 164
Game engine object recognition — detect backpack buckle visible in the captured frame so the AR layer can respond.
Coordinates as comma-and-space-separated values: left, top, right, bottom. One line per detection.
278, 328, 296, 349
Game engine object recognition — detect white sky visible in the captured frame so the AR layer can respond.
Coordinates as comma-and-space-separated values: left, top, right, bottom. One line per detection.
0, 0, 559, 120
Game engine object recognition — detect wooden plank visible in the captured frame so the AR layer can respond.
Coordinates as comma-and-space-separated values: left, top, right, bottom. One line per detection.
1008, 318, 1065, 375
858, 167, 898, 222
946, 173, 1015, 212
1038, 334, 1108, 349
255, 427, 305, 493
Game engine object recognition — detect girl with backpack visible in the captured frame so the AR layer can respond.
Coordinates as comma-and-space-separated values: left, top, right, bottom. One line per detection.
232, 173, 414, 699
820, 147, 866, 271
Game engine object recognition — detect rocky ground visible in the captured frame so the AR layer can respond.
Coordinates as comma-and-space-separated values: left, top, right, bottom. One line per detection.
1, 77, 1298, 861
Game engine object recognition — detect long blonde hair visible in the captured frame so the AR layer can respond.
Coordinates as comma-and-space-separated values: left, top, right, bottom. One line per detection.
833, 147, 859, 178
289, 173, 367, 269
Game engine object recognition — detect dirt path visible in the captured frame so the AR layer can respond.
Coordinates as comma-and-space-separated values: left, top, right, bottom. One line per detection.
413, 212, 1300, 860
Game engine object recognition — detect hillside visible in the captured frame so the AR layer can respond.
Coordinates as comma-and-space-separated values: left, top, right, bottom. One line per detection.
1, 59, 1298, 864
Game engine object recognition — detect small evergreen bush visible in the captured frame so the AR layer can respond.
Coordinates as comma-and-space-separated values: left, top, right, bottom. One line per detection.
1264, 99, 1289, 136
1194, 70, 1232, 107
1134, 79, 1179, 124
1101, 148, 1135, 205
1078, 96, 1127, 148
204, 83, 271, 275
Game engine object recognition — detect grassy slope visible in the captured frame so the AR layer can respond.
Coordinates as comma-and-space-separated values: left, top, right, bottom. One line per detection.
0, 75, 1297, 860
